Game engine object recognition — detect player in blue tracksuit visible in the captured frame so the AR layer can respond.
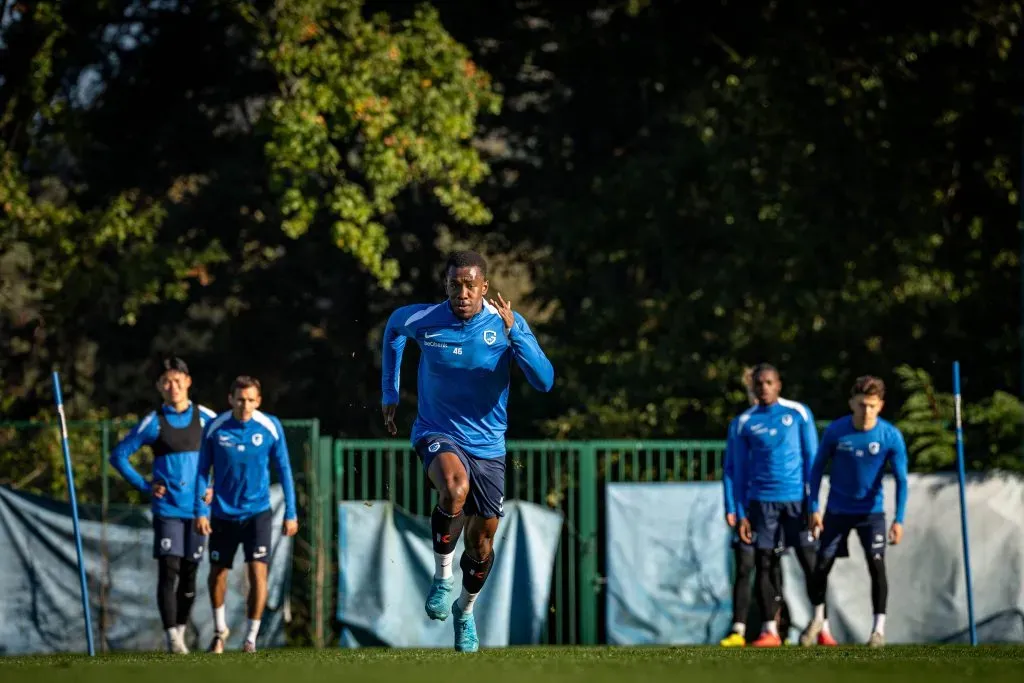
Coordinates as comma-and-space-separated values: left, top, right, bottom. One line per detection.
801, 375, 909, 648
381, 250, 554, 653
720, 368, 790, 646
108, 357, 217, 653
732, 363, 820, 647
194, 375, 298, 654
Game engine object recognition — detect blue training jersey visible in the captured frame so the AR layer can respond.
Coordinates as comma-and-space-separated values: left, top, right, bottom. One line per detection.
722, 415, 741, 516
194, 410, 298, 522
809, 415, 909, 523
381, 300, 554, 459
732, 398, 818, 518
108, 402, 217, 519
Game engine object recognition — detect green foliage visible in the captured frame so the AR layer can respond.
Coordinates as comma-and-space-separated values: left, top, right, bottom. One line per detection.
250, 0, 501, 286
895, 365, 1024, 472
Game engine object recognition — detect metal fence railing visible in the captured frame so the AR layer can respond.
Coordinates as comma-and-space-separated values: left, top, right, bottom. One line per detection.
1, 422, 729, 647
332, 439, 728, 646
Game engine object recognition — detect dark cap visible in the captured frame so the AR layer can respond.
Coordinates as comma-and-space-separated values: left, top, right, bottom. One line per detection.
158, 356, 190, 379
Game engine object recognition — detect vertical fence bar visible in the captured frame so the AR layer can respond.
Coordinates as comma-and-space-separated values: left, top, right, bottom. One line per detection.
553, 454, 563, 642
334, 441, 344, 510
577, 443, 598, 645
387, 450, 396, 503
100, 420, 110, 653
403, 450, 411, 510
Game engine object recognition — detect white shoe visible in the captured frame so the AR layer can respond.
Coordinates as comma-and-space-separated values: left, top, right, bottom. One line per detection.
867, 631, 885, 647
171, 636, 190, 654
208, 629, 229, 654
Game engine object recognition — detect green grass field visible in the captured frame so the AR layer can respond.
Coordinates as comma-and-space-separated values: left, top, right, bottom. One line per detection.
3, 646, 1024, 683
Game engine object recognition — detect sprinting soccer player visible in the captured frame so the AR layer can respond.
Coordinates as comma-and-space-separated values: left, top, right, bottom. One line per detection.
108, 356, 217, 654
720, 367, 791, 647
380, 250, 554, 653
733, 363, 820, 647
194, 376, 299, 654
800, 375, 908, 648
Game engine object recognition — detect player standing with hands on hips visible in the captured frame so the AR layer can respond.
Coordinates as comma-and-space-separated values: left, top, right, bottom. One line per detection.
800, 375, 909, 648
108, 356, 217, 654
381, 250, 554, 653
194, 376, 299, 654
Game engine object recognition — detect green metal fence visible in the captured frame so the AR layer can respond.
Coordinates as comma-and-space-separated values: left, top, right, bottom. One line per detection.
0, 421, 728, 647
332, 439, 728, 646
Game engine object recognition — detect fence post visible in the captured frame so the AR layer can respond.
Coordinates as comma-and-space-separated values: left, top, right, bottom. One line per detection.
577, 442, 599, 645
100, 420, 110, 653
317, 434, 334, 649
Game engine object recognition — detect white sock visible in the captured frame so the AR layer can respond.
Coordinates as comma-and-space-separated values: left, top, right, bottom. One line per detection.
164, 628, 178, 649
457, 587, 479, 614
732, 622, 746, 636
873, 614, 886, 635
214, 605, 227, 634
246, 618, 261, 643
814, 604, 826, 622
434, 551, 455, 580
822, 619, 832, 635
763, 620, 778, 636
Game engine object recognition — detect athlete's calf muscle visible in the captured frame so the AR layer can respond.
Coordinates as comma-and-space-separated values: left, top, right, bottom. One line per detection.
464, 515, 498, 560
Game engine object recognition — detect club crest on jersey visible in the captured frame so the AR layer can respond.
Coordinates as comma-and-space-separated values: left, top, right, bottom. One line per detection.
868, 441, 880, 455
781, 414, 793, 427
428, 441, 441, 453
252, 432, 263, 447
483, 329, 497, 345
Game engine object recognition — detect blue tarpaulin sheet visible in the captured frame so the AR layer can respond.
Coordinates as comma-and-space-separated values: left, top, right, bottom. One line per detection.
336, 500, 563, 648
605, 475, 1024, 645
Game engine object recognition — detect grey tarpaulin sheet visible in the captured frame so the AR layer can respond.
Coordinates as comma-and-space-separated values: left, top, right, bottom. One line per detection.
0, 484, 293, 654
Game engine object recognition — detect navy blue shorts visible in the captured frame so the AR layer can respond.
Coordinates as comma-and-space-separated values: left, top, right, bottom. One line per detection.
209, 510, 273, 568
153, 516, 206, 561
819, 512, 887, 561
748, 500, 816, 552
414, 434, 506, 519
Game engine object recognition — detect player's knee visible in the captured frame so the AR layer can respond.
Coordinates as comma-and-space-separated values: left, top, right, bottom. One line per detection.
208, 565, 228, 588
868, 553, 887, 580
755, 548, 774, 572
179, 559, 199, 593
736, 548, 755, 581
159, 554, 181, 579
439, 472, 469, 509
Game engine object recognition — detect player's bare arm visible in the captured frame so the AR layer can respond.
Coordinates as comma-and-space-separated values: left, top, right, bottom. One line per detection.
382, 403, 398, 436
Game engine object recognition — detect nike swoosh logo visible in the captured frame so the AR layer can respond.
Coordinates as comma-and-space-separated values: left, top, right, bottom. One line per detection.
424, 332, 443, 338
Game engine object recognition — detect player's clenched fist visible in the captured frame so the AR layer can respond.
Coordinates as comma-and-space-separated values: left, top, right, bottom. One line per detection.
195, 516, 212, 536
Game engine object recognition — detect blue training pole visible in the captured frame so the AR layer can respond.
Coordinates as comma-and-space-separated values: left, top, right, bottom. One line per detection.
52, 371, 96, 656
952, 361, 978, 646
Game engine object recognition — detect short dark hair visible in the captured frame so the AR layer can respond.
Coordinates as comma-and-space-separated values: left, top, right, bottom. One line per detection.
231, 375, 262, 396
445, 250, 487, 278
158, 356, 189, 379
751, 363, 779, 382
851, 375, 885, 399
